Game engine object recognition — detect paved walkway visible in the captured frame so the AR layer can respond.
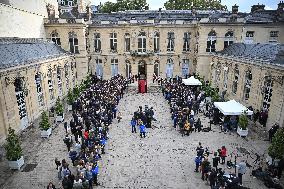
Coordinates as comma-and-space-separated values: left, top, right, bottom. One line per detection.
0, 87, 272, 189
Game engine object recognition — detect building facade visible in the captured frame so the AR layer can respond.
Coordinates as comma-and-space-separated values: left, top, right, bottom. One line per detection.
210, 43, 284, 127
0, 38, 77, 141
43, 2, 284, 82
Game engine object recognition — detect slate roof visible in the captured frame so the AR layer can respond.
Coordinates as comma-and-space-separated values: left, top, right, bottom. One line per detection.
0, 38, 69, 70
217, 43, 284, 66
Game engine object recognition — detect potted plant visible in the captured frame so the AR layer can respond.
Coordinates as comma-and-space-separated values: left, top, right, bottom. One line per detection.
268, 127, 284, 164
73, 85, 80, 99
55, 97, 64, 122
237, 111, 249, 137
67, 89, 74, 111
4, 127, 24, 170
39, 111, 52, 138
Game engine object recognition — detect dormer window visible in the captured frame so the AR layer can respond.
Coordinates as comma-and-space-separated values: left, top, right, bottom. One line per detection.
269, 31, 278, 43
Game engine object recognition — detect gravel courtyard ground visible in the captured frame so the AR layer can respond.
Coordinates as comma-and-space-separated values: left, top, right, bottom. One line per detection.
0, 85, 273, 189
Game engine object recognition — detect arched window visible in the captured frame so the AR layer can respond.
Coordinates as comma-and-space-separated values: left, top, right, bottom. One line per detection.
69, 32, 79, 54
166, 58, 174, 78
51, 31, 61, 46
154, 32, 160, 53
232, 65, 239, 94
138, 32, 146, 52
206, 30, 216, 52
224, 31, 234, 49
154, 60, 160, 76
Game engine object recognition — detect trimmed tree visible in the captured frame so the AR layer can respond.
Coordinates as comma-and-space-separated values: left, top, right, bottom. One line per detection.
39, 111, 51, 131
239, 111, 248, 130
55, 97, 64, 116
4, 127, 23, 161
67, 89, 74, 105
268, 127, 284, 160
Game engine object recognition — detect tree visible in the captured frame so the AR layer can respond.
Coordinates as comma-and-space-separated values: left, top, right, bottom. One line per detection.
239, 111, 248, 130
4, 127, 23, 161
39, 111, 51, 131
55, 97, 64, 115
164, 0, 227, 11
67, 89, 74, 105
269, 127, 284, 160
100, 0, 147, 13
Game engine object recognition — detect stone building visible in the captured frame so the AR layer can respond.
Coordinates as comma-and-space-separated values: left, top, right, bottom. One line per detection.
44, 2, 284, 81
210, 43, 284, 127
0, 38, 77, 141
0, 1, 284, 139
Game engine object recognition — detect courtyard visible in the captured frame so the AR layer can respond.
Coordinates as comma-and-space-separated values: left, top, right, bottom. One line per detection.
0, 83, 273, 189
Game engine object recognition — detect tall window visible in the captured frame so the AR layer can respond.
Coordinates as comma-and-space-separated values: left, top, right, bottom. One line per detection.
154, 32, 160, 53
68, 0, 74, 6
223, 68, 228, 89
57, 67, 63, 96
125, 33, 130, 52
111, 59, 118, 76
51, 31, 61, 47
96, 59, 103, 79
166, 58, 174, 78
110, 33, 117, 52
269, 31, 279, 43
206, 30, 216, 52
71, 62, 75, 86
64, 64, 69, 90
167, 32, 175, 52
138, 32, 146, 52
262, 76, 273, 111
183, 32, 190, 52
224, 31, 234, 49
245, 31, 254, 44
35, 73, 44, 107
232, 65, 239, 94
60, 0, 65, 6
69, 32, 79, 54
47, 68, 54, 100
154, 60, 160, 76
94, 33, 101, 52
244, 70, 252, 100
181, 59, 189, 77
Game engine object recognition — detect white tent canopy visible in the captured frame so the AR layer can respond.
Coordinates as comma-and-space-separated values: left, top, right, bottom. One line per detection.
214, 100, 253, 116
182, 76, 202, 86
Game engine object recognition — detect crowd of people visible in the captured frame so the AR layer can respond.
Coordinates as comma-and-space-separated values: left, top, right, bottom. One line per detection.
48, 75, 127, 189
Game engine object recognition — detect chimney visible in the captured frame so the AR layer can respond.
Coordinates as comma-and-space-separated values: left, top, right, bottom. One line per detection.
232, 4, 239, 14
278, 1, 284, 10
251, 3, 265, 13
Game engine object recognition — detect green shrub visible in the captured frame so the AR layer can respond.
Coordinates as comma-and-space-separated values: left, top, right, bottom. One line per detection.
4, 127, 23, 161
268, 127, 284, 159
39, 111, 51, 131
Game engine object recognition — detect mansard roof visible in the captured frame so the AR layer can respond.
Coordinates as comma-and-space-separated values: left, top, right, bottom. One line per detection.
0, 38, 69, 70
217, 43, 284, 66
87, 9, 283, 24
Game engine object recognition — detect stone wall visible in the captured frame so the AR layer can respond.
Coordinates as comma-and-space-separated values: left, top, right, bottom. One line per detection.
210, 55, 284, 128
0, 0, 58, 38
0, 55, 77, 139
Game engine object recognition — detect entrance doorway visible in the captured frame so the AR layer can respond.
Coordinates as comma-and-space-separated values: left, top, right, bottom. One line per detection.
154, 60, 160, 77
138, 60, 147, 79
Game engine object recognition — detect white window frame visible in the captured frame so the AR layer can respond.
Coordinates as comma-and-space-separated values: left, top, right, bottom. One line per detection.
183, 32, 190, 52
206, 32, 217, 52
224, 31, 234, 49
154, 32, 160, 53
138, 32, 146, 52
110, 33, 117, 52
111, 59, 118, 76
167, 32, 175, 52
94, 33, 101, 52
51, 32, 61, 47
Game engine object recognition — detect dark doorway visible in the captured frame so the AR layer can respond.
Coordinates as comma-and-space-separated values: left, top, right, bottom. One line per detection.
138, 60, 147, 79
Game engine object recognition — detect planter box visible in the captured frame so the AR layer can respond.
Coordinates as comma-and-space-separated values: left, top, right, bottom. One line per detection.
68, 105, 73, 111
237, 127, 248, 137
41, 128, 52, 138
56, 114, 64, 122
8, 156, 24, 170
